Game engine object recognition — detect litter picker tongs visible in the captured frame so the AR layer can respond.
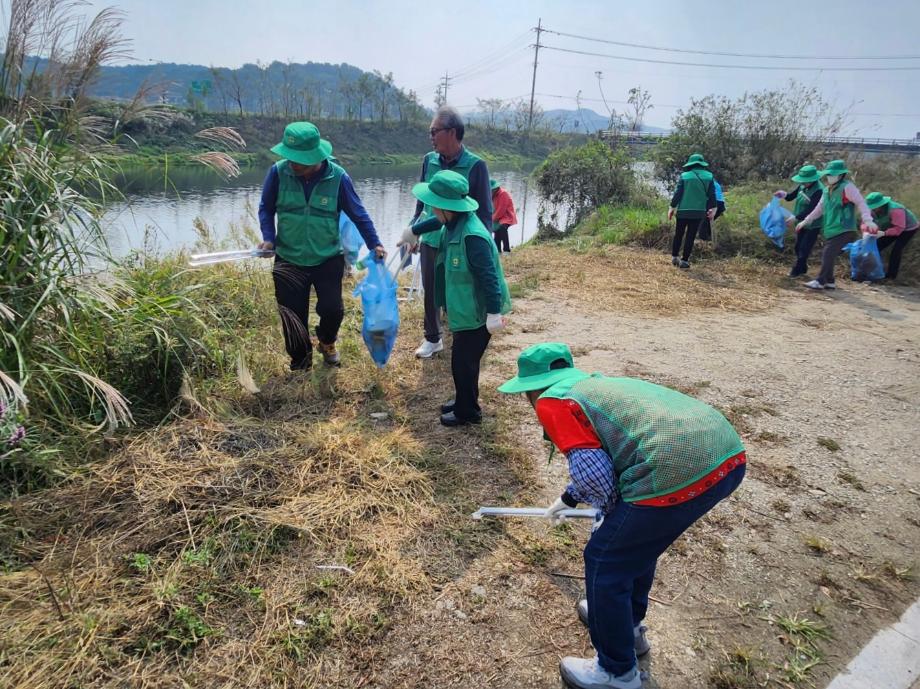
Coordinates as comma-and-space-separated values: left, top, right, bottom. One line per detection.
188, 248, 275, 267
471, 506, 598, 521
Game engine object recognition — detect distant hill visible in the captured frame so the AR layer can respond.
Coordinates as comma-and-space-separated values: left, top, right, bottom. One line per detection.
27, 58, 428, 122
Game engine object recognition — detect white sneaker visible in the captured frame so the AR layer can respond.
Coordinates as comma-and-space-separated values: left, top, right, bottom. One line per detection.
804, 279, 824, 290
559, 657, 642, 689
414, 339, 443, 358
824, 282, 837, 290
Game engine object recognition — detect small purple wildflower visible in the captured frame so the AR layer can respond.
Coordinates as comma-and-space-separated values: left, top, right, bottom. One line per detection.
7, 425, 25, 447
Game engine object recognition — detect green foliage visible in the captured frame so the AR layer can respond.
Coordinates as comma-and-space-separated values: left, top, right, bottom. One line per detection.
163, 605, 216, 651
128, 552, 153, 574
280, 610, 336, 659
533, 140, 639, 233
649, 82, 845, 189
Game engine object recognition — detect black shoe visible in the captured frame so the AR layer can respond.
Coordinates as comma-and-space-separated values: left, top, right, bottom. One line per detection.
290, 358, 312, 372
440, 399, 455, 414
789, 269, 807, 278
440, 411, 481, 427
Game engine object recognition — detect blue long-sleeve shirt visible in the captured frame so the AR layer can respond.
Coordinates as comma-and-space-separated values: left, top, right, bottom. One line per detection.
258, 161, 382, 249
561, 447, 618, 514
411, 147, 492, 229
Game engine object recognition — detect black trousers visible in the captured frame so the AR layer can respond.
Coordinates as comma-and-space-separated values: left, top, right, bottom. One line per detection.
451, 326, 491, 420
420, 243, 442, 344
493, 224, 511, 252
671, 216, 704, 261
792, 227, 821, 275
876, 229, 916, 280
272, 255, 345, 369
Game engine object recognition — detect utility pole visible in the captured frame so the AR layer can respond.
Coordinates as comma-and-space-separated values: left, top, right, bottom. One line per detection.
442, 71, 451, 103
527, 18, 543, 130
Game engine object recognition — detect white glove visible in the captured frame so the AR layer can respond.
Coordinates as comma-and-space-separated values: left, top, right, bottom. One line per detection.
795, 221, 806, 233
544, 496, 567, 524
398, 225, 418, 247
861, 221, 878, 235
486, 313, 506, 334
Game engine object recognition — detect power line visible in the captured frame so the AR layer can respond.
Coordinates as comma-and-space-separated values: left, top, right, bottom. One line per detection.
536, 92, 681, 108
542, 27, 920, 61
540, 44, 920, 72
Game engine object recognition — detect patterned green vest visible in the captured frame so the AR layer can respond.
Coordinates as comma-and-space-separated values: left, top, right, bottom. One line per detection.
434, 212, 511, 332
822, 180, 857, 240
419, 147, 483, 249
540, 375, 744, 502
677, 168, 713, 214
274, 160, 344, 266
874, 200, 918, 233
794, 182, 824, 231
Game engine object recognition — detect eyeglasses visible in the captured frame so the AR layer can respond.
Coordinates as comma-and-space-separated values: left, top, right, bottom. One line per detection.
429, 126, 451, 136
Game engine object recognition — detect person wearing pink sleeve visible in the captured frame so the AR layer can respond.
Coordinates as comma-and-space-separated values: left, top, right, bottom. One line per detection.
796, 160, 877, 290
865, 192, 918, 281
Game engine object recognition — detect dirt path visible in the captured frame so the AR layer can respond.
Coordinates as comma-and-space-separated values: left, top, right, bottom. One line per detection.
369, 246, 920, 689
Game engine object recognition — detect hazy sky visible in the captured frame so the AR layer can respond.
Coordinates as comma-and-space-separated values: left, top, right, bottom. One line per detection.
82, 0, 920, 138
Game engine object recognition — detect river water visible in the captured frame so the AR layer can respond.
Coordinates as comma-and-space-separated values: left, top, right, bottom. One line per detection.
102, 162, 542, 258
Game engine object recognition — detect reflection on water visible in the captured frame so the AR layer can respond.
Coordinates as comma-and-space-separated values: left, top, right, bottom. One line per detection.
103, 163, 541, 258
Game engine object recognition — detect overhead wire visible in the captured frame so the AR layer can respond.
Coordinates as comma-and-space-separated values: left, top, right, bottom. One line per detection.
541, 27, 920, 61
539, 44, 920, 72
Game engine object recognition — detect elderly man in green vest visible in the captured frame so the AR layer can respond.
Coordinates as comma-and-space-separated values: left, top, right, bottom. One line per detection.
667, 153, 717, 269
409, 106, 493, 359
796, 160, 877, 290
399, 170, 511, 426
498, 343, 746, 689
864, 191, 918, 281
258, 122, 385, 370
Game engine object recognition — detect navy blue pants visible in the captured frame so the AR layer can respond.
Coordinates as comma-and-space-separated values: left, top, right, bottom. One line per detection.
584, 463, 746, 675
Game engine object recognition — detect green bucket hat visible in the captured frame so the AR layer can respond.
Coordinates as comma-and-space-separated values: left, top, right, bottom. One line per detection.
865, 192, 892, 210
412, 170, 479, 212
498, 343, 586, 394
490, 178, 500, 191
270, 121, 333, 166
791, 165, 820, 184
819, 159, 849, 177
683, 153, 709, 169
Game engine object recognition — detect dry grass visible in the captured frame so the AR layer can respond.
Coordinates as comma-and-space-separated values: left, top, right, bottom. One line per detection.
503, 242, 785, 316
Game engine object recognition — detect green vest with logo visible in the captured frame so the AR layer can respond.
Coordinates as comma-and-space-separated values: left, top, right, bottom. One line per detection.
419, 148, 483, 249
677, 168, 713, 214
274, 160, 345, 266
874, 200, 918, 233
821, 180, 857, 240
540, 374, 744, 503
794, 183, 824, 232
434, 212, 511, 332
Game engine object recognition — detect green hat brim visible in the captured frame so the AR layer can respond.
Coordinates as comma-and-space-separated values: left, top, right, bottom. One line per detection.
683, 159, 709, 168
819, 166, 848, 176
791, 172, 820, 183
412, 182, 479, 212
498, 367, 586, 394
490, 179, 499, 191
867, 195, 892, 210
270, 138, 333, 166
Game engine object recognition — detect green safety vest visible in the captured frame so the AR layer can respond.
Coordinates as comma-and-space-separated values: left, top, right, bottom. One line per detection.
677, 168, 713, 214
874, 200, 918, 233
794, 182, 824, 231
821, 180, 857, 240
434, 212, 511, 332
274, 159, 345, 266
540, 374, 744, 503
419, 147, 483, 249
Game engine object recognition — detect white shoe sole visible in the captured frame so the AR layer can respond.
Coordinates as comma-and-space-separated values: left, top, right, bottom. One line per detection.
415, 347, 443, 359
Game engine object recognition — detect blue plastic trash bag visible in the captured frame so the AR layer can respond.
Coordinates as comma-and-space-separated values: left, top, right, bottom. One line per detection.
759, 197, 794, 249
843, 235, 885, 282
340, 212, 363, 266
353, 255, 400, 367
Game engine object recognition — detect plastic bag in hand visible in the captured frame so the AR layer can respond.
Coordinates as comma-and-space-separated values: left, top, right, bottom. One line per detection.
843, 235, 885, 282
759, 197, 794, 249
353, 255, 400, 367
340, 212, 363, 266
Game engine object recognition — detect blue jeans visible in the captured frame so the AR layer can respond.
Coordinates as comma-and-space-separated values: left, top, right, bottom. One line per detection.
584, 463, 746, 675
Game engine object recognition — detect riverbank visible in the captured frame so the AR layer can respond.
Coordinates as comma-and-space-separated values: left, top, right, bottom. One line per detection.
3, 243, 918, 688
95, 103, 585, 169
